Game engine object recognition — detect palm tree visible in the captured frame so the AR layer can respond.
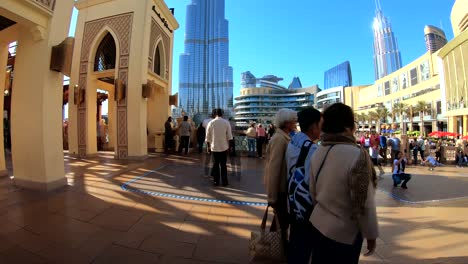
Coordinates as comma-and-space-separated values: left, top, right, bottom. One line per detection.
413, 101, 431, 136
393, 102, 407, 134
368, 111, 379, 131
361, 113, 369, 128
405, 106, 414, 132
375, 106, 390, 133
355, 112, 363, 126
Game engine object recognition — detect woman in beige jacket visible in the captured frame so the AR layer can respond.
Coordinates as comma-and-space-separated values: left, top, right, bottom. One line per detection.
309, 103, 378, 263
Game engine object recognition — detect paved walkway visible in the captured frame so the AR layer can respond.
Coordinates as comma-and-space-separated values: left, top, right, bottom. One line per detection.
0, 152, 468, 263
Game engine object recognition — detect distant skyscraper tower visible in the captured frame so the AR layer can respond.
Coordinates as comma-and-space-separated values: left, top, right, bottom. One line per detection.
288, 77, 302, 89
179, 0, 233, 116
324, 61, 352, 89
372, 0, 402, 80
424, 25, 448, 53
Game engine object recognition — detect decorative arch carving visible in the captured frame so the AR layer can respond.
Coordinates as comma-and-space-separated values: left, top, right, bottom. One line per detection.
149, 17, 170, 79
77, 13, 133, 159
152, 38, 167, 78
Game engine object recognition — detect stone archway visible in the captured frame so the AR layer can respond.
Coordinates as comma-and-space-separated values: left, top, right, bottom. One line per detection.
77, 13, 133, 159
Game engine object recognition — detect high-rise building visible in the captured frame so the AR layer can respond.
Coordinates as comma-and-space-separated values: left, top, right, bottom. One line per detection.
323, 61, 352, 89
424, 25, 448, 53
373, 0, 402, 80
179, 0, 233, 117
288, 77, 303, 89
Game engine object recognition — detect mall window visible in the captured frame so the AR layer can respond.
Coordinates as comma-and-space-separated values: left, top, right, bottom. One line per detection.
436, 101, 442, 115
400, 72, 408, 89
377, 84, 383, 97
410, 68, 418, 86
426, 102, 433, 117
420, 60, 430, 81
392, 77, 399, 92
384, 81, 390, 95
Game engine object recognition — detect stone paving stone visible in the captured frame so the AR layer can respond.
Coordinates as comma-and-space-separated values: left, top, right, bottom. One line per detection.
0, 246, 48, 264
193, 234, 250, 264
1, 153, 468, 263
92, 244, 161, 264
90, 207, 145, 232
139, 234, 196, 258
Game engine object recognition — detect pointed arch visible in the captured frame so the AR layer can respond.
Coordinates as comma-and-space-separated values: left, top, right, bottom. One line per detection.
94, 32, 117, 71
152, 37, 166, 78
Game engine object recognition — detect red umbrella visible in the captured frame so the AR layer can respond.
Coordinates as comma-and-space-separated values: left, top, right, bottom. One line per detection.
428, 131, 443, 137
445, 132, 460, 137
463, 135, 468, 140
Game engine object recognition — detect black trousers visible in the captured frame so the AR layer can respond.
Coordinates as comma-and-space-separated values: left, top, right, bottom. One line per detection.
178, 136, 190, 154
256, 137, 265, 157
311, 225, 363, 264
212, 151, 228, 185
271, 192, 289, 256
198, 138, 205, 153
229, 138, 236, 156
379, 147, 387, 164
164, 135, 173, 152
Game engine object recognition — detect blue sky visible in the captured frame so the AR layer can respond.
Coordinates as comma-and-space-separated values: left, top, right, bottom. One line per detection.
70, 0, 455, 97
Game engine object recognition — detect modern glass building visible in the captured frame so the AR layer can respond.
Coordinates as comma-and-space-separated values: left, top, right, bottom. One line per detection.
179, 0, 233, 117
323, 61, 352, 89
288, 77, 303, 89
373, 0, 402, 80
424, 25, 448, 53
234, 72, 317, 127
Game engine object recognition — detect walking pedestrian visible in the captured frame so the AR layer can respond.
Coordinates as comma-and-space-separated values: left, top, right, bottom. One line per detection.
164, 117, 174, 154
197, 123, 206, 153
178, 116, 191, 155
256, 124, 266, 158
245, 123, 256, 157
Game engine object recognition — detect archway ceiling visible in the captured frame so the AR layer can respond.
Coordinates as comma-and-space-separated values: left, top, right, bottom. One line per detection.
0, 15, 16, 31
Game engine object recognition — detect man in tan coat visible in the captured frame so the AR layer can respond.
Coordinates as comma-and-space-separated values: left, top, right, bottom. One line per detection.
264, 108, 297, 254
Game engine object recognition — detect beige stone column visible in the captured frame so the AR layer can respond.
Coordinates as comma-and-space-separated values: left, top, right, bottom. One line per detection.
432, 121, 438, 132
448, 116, 456, 133
463, 115, 468, 136
108, 89, 116, 151
85, 77, 98, 156
10, 0, 74, 191
0, 43, 8, 176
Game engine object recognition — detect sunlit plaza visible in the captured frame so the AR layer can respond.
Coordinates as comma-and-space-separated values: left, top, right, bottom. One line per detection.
0, 0, 468, 263
0, 152, 468, 263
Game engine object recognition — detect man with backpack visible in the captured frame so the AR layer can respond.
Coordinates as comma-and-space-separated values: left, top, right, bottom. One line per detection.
285, 107, 322, 263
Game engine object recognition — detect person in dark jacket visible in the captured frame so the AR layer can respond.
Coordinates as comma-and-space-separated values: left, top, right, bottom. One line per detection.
197, 123, 206, 154
164, 117, 174, 153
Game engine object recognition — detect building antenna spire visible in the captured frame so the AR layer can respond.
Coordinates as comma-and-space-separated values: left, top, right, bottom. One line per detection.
375, 0, 382, 11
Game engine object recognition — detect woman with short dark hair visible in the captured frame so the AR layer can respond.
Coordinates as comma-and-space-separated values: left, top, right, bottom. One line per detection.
309, 103, 378, 263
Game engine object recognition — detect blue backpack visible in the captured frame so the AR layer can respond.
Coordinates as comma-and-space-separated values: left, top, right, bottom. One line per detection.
288, 140, 313, 222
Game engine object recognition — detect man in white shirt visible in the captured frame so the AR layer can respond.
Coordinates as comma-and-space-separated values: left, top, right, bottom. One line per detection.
206, 108, 233, 186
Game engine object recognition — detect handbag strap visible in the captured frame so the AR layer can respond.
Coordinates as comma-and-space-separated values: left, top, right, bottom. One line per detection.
310, 145, 335, 206
260, 205, 282, 232
314, 144, 335, 182
260, 205, 270, 231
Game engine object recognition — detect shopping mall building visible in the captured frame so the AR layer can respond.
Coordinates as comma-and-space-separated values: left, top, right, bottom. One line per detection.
438, 0, 468, 137
351, 0, 468, 136
234, 72, 319, 127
